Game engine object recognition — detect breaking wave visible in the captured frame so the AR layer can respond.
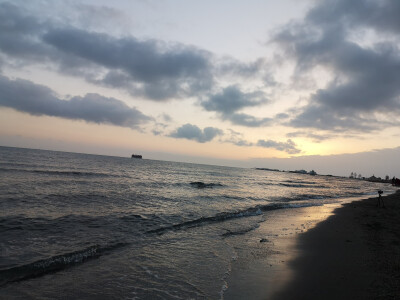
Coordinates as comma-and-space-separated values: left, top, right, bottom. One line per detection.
147, 202, 324, 235
0, 243, 127, 286
279, 181, 326, 188
190, 182, 223, 188
283, 180, 317, 185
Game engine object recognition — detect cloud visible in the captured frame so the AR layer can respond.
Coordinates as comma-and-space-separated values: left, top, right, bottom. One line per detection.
152, 130, 163, 136
202, 85, 266, 114
229, 139, 253, 147
201, 85, 271, 127
151, 115, 171, 136
169, 123, 223, 143
73, 4, 130, 30
0, 2, 267, 104
0, 2, 50, 60
160, 113, 172, 123
216, 57, 266, 78
227, 113, 272, 127
257, 139, 301, 154
43, 28, 213, 100
223, 129, 253, 147
0, 2, 215, 101
306, 0, 400, 35
0, 75, 151, 128
286, 131, 334, 142
0, 1, 278, 139
274, 0, 400, 132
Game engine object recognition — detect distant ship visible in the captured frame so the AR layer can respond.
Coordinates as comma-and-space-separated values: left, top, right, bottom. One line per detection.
131, 154, 142, 159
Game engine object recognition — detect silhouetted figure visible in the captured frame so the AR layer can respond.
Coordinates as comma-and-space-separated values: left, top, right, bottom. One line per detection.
377, 190, 384, 208
392, 177, 396, 186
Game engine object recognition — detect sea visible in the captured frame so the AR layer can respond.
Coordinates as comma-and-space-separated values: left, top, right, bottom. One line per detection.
0, 146, 395, 299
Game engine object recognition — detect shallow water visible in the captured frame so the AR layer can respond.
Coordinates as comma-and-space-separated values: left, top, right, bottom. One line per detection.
0, 146, 394, 299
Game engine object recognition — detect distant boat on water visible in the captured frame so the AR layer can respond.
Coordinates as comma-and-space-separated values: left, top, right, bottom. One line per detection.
131, 154, 142, 159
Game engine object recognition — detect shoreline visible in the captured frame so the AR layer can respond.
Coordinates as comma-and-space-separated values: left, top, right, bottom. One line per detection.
224, 190, 400, 299
270, 189, 400, 300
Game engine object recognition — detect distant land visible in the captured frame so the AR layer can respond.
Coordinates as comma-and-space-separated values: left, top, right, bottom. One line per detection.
255, 167, 399, 185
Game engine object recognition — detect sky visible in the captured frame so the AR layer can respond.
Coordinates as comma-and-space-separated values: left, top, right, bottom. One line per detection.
0, 0, 400, 178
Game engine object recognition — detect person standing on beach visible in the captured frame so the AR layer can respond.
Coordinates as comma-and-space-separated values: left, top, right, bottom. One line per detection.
377, 190, 384, 208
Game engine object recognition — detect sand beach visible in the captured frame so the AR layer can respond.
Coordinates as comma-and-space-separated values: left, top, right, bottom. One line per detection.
270, 190, 400, 299
224, 189, 400, 299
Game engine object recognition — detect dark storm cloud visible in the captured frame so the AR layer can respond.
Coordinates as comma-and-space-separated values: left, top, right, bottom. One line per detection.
169, 124, 223, 143
274, 0, 400, 132
257, 139, 301, 154
0, 75, 151, 128
201, 85, 271, 127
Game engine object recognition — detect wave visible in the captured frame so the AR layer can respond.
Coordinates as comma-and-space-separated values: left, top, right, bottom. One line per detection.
283, 203, 323, 208
147, 201, 326, 235
0, 167, 119, 178
279, 181, 326, 188
189, 182, 223, 188
0, 243, 127, 287
254, 181, 326, 188
147, 208, 263, 234
290, 194, 329, 201
0, 162, 42, 168
0, 213, 160, 236
279, 183, 312, 188
283, 180, 317, 185
222, 224, 260, 237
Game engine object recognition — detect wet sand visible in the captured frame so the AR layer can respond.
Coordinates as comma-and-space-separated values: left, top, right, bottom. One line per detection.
225, 190, 400, 299
271, 190, 400, 300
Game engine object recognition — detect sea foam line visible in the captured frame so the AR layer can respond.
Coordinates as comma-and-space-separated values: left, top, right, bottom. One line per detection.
147, 202, 326, 235
0, 242, 127, 286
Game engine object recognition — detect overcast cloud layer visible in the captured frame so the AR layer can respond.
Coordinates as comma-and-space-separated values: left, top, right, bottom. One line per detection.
0, 0, 399, 155
0, 2, 265, 103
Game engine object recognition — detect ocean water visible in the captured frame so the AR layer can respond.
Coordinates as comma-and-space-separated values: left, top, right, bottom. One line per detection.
0, 146, 394, 299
